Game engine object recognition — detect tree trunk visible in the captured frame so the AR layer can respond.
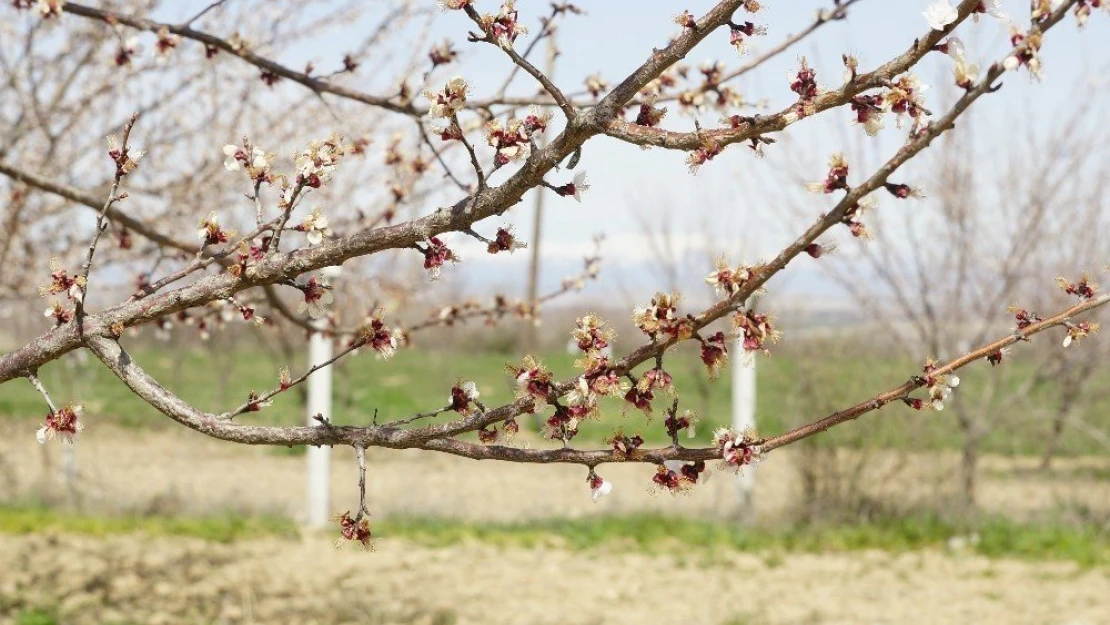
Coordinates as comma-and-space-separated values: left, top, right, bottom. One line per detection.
1039, 407, 1068, 470
959, 432, 979, 512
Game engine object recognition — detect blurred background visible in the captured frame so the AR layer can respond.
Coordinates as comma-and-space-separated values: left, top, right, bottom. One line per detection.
1, 1, 1109, 624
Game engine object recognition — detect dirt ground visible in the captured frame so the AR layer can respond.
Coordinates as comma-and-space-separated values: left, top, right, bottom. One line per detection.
3, 423, 1110, 524
1, 532, 1108, 625
1, 424, 1109, 624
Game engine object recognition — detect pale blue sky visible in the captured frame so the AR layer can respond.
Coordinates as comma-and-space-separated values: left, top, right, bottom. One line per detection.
153, 1, 1109, 302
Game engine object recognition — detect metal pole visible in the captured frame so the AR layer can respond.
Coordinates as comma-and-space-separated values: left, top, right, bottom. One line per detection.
306, 266, 340, 528
732, 340, 757, 517
522, 34, 557, 353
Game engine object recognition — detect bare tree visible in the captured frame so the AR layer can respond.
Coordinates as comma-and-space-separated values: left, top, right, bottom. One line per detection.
786, 76, 1110, 508
1, 0, 1108, 544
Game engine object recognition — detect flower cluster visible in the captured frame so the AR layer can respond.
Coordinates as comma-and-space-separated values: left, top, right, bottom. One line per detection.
354, 313, 403, 359
422, 236, 458, 280
154, 27, 180, 61
485, 116, 537, 167
228, 237, 270, 278
1031, 0, 1061, 22
686, 136, 725, 173
923, 0, 959, 30
713, 427, 762, 471
1073, 0, 1110, 26
222, 140, 274, 183
789, 57, 820, 117
1063, 321, 1099, 348
1057, 274, 1098, 300
17, 0, 63, 19
733, 309, 781, 356
609, 431, 644, 458
584, 73, 608, 98
297, 276, 333, 319
673, 10, 696, 29
246, 390, 272, 412
107, 134, 144, 177
883, 182, 923, 199
437, 0, 471, 10
974, 0, 1007, 22
621, 366, 675, 416
883, 74, 928, 129
37, 404, 83, 444
842, 194, 877, 239
42, 300, 72, 326
40, 258, 84, 302
334, 512, 373, 550
664, 409, 697, 439
638, 367, 675, 396
698, 331, 729, 378
986, 347, 1011, 366
571, 314, 614, 354
424, 77, 469, 119
295, 135, 347, 188
487, 226, 526, 254
115, 37, 140, 67
728, 20, 767, 55
588, 472, 613, 502
849, 94, 885, 136
1003, 29, 1044, 79
634, 96, 668, 127
705, 257, 753, 297
943, 38, 980, 90
197, 212, 233, 247
914, 358, 960, 411
807, 153, 850, 194
448, 381, 481, 416
510, 356, 554, 404
554, 171, 590, 202
652, 461, 707, 492
479, 1, 528, 45
544, 404, 580, 441
665, 61, 750, 114
805, 242, 834, 259
429, 40, 457, 66
1007, 304, 1042, 330
296, 207, 331, 245
633, 292, 692, 341
567, 358, 628, 418
235, 302, 265, 327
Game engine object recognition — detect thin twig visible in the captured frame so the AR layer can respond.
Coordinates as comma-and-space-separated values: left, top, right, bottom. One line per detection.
26, 372, 58, 415
75, 112, 140, 331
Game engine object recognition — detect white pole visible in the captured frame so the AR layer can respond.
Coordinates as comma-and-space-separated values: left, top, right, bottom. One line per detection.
732, 339, 757, 516
306, 266, 341, 528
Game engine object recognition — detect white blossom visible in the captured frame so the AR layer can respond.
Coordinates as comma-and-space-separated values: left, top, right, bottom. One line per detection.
923, 0, 958, 31
590, 478, 613, 502
301, 207, 331, 245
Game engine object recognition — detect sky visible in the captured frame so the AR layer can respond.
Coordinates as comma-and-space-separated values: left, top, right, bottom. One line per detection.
153, 0, 1110, 306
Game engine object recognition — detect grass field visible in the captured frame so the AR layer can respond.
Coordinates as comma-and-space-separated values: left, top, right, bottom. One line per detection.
2, 338, 1107, 456
1, 505, 1107, 566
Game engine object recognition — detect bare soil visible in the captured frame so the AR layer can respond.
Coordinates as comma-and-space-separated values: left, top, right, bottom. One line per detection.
3, 424, 1109, 523
1, 425, 1109, 624
1, 533, 1108, 625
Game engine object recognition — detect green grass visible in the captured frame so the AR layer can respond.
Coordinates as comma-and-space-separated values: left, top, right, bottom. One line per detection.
2, 339, 1109, 455
0, 504, 298, 543
1, 505, 1105, 565
375, 512, 1110, 566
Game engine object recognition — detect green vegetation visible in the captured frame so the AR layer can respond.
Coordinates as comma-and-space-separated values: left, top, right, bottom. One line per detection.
2, 505, 1105, 566
0, 504, 298, 543
377, 512, 1110, 567
2, 341, 1107, 456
